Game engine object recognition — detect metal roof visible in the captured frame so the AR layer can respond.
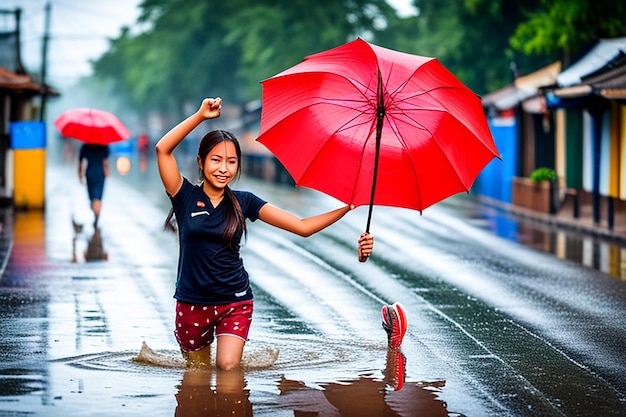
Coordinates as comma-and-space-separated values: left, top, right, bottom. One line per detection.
0, 67, 61, 97
482, 62, 561, 111
482, 84, 529, 110
550, 52, 626, 100
515, 61, 561, 91
557, 37, 626, 87
0, 66, 44, 93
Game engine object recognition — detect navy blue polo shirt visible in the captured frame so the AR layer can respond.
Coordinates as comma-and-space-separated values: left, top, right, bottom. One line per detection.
170, 178, 266, 304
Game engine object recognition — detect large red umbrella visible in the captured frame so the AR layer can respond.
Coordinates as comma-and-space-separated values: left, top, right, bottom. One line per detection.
257, 38, 500, 232
54, 108, 131, 145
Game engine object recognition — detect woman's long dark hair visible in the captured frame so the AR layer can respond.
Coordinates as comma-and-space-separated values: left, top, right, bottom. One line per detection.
164, 130, 246, 248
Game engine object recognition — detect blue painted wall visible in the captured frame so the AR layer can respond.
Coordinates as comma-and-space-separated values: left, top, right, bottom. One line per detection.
473, 115, 517, 203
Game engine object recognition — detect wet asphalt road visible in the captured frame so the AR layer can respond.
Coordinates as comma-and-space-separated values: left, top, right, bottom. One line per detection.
0, 147, 625, 417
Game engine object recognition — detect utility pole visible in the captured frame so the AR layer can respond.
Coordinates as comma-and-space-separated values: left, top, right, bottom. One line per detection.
39, 1, 51, 122
0, 8, 25, 74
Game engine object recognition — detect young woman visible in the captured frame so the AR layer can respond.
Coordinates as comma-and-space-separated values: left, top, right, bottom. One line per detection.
156, 97, 374, 370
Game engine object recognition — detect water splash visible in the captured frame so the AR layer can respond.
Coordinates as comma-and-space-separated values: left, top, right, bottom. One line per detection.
132, 341, 186, 368
132, 341, 280, 370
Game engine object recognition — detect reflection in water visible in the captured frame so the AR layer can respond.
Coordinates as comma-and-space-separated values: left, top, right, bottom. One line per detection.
71, 222, 108, 263
515, 223, 626, 280
170, 345, 449, 417
84, 227, 107, 261
463, 202, 626, 280
276, 346, 452, 417
383, 347, 406, 391
175, 368, 252, 417
11, 210, 46, 271
170, 338, 441, 416
278, 374, 450, 417
0, 210, 49, 408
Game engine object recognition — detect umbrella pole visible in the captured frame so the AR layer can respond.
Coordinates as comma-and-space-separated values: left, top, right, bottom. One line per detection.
365, 70, 385, 234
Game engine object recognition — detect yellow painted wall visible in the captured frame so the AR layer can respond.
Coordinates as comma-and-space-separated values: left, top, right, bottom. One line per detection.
621, 105, 626, 200
13, 149, 46, 209
609, 103, 620, 198
556, 109, 566, 180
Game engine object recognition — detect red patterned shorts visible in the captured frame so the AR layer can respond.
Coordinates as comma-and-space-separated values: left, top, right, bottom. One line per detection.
174, 300, 254, 353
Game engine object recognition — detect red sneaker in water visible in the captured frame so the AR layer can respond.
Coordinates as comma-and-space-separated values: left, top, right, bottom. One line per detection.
381, 302, 407, 349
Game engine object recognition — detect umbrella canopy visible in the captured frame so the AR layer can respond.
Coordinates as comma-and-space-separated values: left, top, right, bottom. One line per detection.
257, 38, 500, 232
54, 108, 131, 145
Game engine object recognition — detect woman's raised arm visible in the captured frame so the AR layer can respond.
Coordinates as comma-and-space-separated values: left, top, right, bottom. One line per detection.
155, 97, 222, 196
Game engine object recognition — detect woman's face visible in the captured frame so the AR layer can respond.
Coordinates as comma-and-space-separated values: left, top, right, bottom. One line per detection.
199, 141, 239, 190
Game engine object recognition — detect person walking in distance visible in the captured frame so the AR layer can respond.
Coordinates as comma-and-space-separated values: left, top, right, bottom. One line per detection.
78, 143, 110, 226
155, 97, 374, 370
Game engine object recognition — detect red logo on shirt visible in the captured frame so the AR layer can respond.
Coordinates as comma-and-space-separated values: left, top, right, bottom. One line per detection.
196, 201, 206, 207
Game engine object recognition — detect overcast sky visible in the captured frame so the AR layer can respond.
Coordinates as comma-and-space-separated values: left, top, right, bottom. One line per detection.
2, 0, 142, 86
2, 0, 416, 87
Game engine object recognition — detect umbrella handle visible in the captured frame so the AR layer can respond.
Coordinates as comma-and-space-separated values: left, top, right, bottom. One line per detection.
365, 202, 374, 234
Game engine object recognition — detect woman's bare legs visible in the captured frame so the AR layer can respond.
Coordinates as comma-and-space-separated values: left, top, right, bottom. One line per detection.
182, 335, 245, 370
183, 344, 212, 368
216, 335, 245, 371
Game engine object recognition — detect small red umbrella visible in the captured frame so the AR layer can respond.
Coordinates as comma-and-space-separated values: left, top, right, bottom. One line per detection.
257, 38, 500, 232
54, 108, 131, 145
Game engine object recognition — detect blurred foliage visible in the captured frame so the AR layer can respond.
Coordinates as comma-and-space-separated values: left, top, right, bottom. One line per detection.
91, 0, 626, 120
379, 0, 550, 94
93, 0, 396, 118
510, 0, 626, 61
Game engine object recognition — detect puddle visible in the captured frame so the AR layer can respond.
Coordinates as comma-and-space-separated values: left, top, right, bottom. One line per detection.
49, 341, 279, 373
277, 374, 454, 417
30, 344, 460, 417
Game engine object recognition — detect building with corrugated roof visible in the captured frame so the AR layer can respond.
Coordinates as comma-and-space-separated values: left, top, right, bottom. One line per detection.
478, 37, 626, 235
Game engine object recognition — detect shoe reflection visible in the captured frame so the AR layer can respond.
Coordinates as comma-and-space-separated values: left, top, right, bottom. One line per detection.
383, 347, 406, 391
175, 368, 252, 417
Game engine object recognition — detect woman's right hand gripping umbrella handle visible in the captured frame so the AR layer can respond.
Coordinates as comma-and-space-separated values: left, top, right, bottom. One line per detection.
358, 232, 374, 262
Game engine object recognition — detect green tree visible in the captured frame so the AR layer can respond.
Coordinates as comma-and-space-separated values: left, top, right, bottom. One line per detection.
380, 0, 550, 95
224, 0, 396, 99
511, 0, 626, 63
95, 0, 247, 118
93, 0, 622, 117
93, 0, 396, 116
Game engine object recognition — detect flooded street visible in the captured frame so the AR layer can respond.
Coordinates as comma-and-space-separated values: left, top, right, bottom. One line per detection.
1, 144, 626, 416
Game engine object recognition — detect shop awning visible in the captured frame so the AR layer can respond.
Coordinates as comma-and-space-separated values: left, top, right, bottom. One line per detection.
557, 37, 626, 87
0, 66, 44, 93
549, 51, 626, 102
482, 62, 561, 112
